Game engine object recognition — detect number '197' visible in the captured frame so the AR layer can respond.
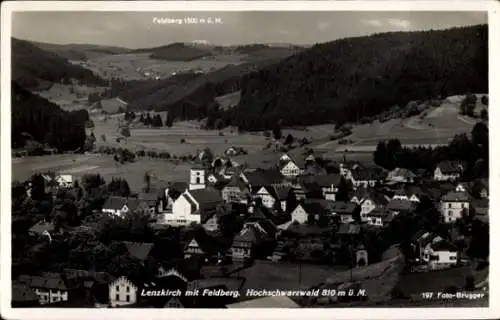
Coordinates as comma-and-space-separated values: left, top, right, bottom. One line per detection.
421, 292, 434, 299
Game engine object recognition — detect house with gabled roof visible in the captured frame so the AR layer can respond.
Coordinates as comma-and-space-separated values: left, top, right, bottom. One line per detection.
434, 161, 464, 182
29, 221, 56, 240
365, 208, 394, 227
12, 282, 40, 307
349, 166, 386, 189
352, 189, 389, 222
278, 153, 306, 178
290, 199, 334, 224
221, 176, 249, 203
138, 192, 158, 214
386, 168, 416, 184
254, 185, 292, 212
440, 191, 470, 223
108, 276, 138, 307
386, 199, 417, 216
102, 196, 145, 218
392, 185, 427, 203
331, 201, 360, 223
308, 174, 342, 200
167, 188, 223, 226
18, 273, 79, 305
411, 230, 436, 261
231, 221, 274, 262
412, 233, 459, 270
240, 169, 285, 192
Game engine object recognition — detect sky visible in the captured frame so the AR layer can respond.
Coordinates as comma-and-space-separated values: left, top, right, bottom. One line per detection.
12, 11, 487, 49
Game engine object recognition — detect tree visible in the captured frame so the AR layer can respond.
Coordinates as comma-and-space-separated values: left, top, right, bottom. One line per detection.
81, 174, 106, 191
481, 95, 488, 106
284, 134, 294, 146
144, 171, 152, 193
480, 109, 488, 121
373, 141, 387, 168
272, 125, 282, 140
152, 114, 163, 127
108, 178, 131, 197
336, 177, 350, 202
471, 122, 488, 148
120, 127, 131, 138
30, 173, 46, 201
165, 113, 174, 127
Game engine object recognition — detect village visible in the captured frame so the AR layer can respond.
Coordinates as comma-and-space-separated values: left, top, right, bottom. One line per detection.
11, 125, 489, 308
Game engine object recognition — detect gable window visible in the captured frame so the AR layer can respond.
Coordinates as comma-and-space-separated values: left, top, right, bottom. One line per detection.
126, 286, 130, 293
196, 177, 201, 184
116, 285, 119, 291
448, 203, 452, 208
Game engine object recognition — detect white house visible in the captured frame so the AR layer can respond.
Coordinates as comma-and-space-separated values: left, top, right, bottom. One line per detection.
165, 188, 223, 226
434, 161, 463, 182
102, 197, 130, 217
365, 208, 393, 227
290, 204, 308, 224
440, 191, 470, 223
55, 175, 73, 188
423, 238, 459, 270
189, 167, 206, 190
392, 186, 424, 203
184, 238, 204, 258
280, 160, 303, 178
255, 186, 276, 209
18, 274, 71, 305
109, 276, 138, 307
254, 186, 290, 211
358, 191, 389, 222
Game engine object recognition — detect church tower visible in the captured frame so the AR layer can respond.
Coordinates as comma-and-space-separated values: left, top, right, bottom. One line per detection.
189, 167, 206, 190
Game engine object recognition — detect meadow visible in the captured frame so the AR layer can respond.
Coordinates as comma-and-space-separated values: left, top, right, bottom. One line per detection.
12, 153, 191, 192
83, 53, 247, 81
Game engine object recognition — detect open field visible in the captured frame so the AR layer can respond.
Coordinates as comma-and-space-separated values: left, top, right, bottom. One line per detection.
92, 117, 269, 157
12, 154, 191, 191
33, 84, 107, 112
316, 99, 479, 156
83, 53, 247, 81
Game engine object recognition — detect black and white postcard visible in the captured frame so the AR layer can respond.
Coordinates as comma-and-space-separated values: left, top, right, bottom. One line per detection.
1, 1, 499, 319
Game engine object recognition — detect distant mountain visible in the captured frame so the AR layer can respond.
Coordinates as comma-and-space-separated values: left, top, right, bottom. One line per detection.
12, 38, 106, 89
226, 24, 488, 130
29, 41, 131, 60
11, 81, 89, 151
131, 42, 213, 61
104, 56, 286, 122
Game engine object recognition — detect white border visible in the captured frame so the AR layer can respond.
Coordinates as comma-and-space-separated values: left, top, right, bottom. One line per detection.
1, 1, 499, 320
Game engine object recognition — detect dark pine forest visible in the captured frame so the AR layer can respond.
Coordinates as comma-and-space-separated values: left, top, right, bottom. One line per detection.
219, 25, 488, 131
11, 82, 90, 152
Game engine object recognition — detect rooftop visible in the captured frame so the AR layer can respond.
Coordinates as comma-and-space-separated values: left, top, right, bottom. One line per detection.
441, 191, 470, 202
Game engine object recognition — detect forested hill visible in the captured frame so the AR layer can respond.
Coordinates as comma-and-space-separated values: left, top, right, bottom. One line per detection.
12, 82, 89, 152
12, 38, 106, 89
229, 24, 488, 130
